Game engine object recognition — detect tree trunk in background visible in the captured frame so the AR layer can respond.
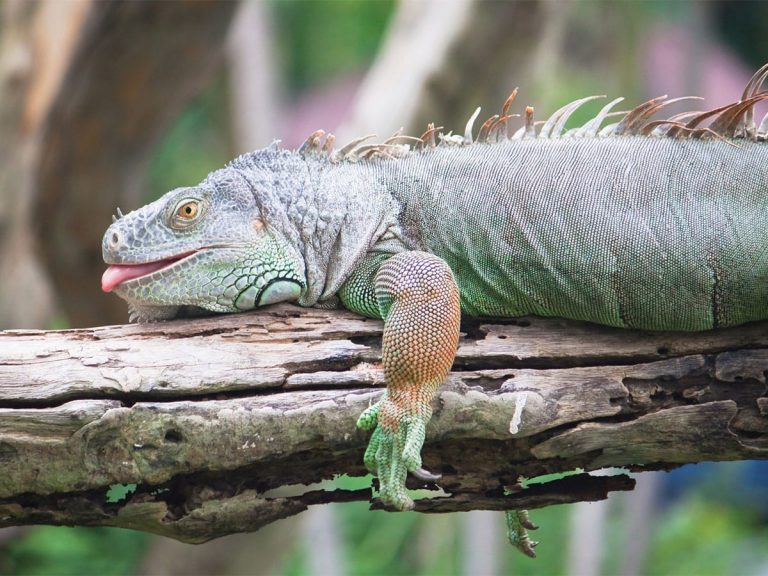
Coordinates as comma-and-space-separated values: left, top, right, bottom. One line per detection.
619, 472, 661, 576
137, 522, 297, 576
0, 0, 78, 329
337, 0, 554, 142
228, 0, 281, 154
30, 0, 237, 328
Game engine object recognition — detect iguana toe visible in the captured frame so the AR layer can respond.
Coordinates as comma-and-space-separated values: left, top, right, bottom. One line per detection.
356, 398, 382, 432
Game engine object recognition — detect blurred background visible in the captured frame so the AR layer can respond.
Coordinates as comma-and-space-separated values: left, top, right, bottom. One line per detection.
1, 0, 767, 574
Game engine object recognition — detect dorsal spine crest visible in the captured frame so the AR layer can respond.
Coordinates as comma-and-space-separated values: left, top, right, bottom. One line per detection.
293, 63, 768, 165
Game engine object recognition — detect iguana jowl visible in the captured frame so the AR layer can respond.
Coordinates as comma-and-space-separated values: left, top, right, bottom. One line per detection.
102, 64, 768, 551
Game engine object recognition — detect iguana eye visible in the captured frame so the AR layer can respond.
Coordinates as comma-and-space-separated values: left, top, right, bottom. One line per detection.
171, 199, 203, 229
177, 201, 198, 219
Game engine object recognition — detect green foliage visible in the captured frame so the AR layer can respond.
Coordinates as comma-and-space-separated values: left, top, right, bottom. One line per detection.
5, 480, 768, 575
2, 527, 149, 576
270, 0, 395, 92
647, 496, 768, 576
278, 474, 768, 575
522, 469, 584, 487
146, 78, 233, 203
713, 1, 768, 69
144, 0, 395, 205
282, 473, 573, 575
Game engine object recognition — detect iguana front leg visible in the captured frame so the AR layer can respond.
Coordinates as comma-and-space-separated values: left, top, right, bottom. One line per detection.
340, 251, 461, 510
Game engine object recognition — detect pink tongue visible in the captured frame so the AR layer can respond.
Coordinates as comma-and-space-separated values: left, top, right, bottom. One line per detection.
101, 261, 174, 292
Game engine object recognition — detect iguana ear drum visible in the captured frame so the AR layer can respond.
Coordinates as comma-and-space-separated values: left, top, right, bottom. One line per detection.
258, 279, 302, 305
234, 278, 302, 309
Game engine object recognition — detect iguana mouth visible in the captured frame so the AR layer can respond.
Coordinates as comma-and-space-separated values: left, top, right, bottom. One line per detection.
101, 251, 196, 293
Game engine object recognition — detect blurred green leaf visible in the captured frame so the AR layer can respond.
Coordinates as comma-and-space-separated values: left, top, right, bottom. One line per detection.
270, 0, 395, 92
3, 527, 148, 576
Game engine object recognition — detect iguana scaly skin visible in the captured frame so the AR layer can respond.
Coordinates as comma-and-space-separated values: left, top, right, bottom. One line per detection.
102, 64, 768, 550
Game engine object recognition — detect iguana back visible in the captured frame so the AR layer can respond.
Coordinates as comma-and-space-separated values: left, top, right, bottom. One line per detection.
373, 137, 768, 329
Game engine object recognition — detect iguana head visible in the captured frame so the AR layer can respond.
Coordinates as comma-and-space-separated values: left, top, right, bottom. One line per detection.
101, 148, 307, 322
102, 142, 404, 322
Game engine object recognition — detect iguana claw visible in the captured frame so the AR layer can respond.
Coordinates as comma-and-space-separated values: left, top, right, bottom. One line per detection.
412, 467, 441, 482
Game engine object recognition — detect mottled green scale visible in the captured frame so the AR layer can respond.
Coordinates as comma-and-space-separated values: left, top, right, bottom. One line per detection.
338, 252, 391, 319
365, 137, 768, 330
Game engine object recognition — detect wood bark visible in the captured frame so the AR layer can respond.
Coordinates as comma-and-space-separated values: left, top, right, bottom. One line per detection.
0, 304, 766, 542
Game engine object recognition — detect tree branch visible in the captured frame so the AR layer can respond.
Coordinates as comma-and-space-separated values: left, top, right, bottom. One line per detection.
1, 305, 766, 541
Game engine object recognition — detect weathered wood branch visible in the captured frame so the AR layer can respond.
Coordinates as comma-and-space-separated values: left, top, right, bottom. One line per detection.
1, 304, 766, 542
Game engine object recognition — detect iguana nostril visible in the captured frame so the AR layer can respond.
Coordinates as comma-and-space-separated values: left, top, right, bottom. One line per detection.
111, 232, 119, 245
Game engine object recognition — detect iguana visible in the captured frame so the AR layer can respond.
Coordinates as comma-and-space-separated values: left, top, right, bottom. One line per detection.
102, 64, 768, 557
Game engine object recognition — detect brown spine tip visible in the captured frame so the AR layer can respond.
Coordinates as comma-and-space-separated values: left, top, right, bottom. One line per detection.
478, 114, 499, 143
322, 133, 335, 154
502, 88, 519, 117
524, 106, 536, 137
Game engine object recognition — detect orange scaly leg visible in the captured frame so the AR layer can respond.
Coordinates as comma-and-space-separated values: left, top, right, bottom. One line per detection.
356, 251, 460, 510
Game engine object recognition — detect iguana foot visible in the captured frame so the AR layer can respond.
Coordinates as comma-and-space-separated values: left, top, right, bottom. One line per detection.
506, 509, 540, 558
357, 395, 436, 510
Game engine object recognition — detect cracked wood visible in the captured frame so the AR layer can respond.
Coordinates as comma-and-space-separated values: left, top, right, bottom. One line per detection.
0, 304, 766, 542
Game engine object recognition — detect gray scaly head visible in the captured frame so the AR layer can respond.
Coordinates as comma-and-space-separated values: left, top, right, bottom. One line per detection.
102, 146, 307, 322
102, 141, 402, 322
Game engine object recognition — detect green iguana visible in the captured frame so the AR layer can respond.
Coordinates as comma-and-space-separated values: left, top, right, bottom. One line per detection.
102, 63, 768, 557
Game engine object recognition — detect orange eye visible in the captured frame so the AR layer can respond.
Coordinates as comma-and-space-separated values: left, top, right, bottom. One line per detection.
177, 201, 199, 219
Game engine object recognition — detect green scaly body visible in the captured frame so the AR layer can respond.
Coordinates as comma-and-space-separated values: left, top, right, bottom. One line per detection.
340, 137, 768, 329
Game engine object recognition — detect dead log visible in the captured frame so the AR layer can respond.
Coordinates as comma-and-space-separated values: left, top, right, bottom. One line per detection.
0, 304, 766, 542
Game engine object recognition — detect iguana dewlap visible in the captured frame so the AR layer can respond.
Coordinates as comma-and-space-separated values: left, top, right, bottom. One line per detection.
101, 64, 768, 523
